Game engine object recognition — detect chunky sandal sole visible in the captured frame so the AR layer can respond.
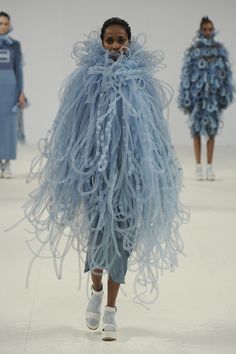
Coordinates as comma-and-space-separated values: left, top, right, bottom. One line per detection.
102, 330, 117, 341
86, 311, 101, 330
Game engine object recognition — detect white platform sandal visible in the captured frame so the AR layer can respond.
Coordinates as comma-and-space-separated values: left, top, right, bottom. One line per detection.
2, 161, 12, 178
102, 306, 117, 341
206, 164, 215, 181
195, 164, 204, 181
86, 285, 104, 330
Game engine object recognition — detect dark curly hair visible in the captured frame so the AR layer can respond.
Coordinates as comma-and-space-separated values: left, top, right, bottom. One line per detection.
0, 11, 10, 20
200, 16, 213, 29
100, 17, 131, 41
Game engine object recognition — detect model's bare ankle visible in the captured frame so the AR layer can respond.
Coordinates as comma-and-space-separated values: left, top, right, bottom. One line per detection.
92, 284, 102, 292
106, 303, 116, 308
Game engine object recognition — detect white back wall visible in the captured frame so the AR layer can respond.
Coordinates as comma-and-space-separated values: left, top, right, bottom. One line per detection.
2, 0, 236, 145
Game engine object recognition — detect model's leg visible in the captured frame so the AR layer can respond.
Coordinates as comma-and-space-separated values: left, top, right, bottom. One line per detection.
102, 276, 120, 341
207, 136, 215, 164
86, 269, 104, 330
206, 136, 215, 180
107, 276, 120, 307
193, 134, 201, 164
193, 134, 204, 180
91, 268, 103, 291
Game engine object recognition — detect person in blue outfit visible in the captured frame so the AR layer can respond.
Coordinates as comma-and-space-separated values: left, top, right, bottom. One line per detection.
24, 18, 189, 341
179, 17, 234, 180
0, 11, 25, 178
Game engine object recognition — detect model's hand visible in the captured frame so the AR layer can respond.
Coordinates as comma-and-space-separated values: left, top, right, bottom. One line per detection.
19, 92, 26, 109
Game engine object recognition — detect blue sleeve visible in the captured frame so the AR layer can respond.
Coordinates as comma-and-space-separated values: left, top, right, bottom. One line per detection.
14, 41, 23, 96
219, 45, 234, 109
178, 47, 194, 113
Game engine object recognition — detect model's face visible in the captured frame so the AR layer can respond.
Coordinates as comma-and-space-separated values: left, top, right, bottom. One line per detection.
201, 22, 214, 39
0, 16, 11, 35
102, 25, 129, 53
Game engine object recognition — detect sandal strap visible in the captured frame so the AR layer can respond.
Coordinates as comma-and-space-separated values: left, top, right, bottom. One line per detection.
86, 311, 101, 321
102, 323, 117, 330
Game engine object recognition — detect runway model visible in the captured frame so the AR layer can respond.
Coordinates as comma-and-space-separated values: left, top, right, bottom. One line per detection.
24, 17, 188, 341
0, 11, 26, 178
179, 17, 234, 180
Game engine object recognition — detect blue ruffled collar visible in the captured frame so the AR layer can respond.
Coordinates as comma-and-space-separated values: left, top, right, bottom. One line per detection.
0, 27, 14, 45
0, 34, 13, 46
196, 30, 217, 46
71, 32, 165, 74
0, 26, 14, 46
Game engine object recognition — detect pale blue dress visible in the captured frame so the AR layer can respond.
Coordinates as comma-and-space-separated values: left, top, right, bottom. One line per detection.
0, 35, 23, 159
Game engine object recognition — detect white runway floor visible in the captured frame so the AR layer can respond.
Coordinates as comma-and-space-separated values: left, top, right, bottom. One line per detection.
0, 144, 236, 354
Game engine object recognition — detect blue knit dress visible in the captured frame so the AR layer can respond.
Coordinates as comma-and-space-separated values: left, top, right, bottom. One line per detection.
0, 34, 23, 159
24, 33, 189, 303
179, 32, 234, 137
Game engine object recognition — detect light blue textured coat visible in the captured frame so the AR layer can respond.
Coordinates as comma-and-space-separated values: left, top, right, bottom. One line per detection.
179, 32, 234, 137
24, 33, 188, 303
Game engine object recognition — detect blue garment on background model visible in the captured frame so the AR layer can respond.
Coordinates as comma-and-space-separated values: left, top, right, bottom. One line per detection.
179, 31, 234, 137
0, 34, 23, 159
17, 109, 26, 143
13, 100, 28, 144
24, 33, 189, 304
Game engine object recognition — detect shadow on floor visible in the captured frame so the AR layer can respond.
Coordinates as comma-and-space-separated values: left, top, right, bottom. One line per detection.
0, 322, 236, 347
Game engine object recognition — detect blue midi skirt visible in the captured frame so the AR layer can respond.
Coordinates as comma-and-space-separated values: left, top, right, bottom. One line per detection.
0, 70, 17, 159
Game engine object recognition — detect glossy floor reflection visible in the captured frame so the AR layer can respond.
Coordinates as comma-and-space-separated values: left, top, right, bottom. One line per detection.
0, 144, 236, 354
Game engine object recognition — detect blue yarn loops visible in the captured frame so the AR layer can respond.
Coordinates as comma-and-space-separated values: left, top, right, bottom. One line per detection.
24, 32, 189, 304
179, 31, 234, 137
